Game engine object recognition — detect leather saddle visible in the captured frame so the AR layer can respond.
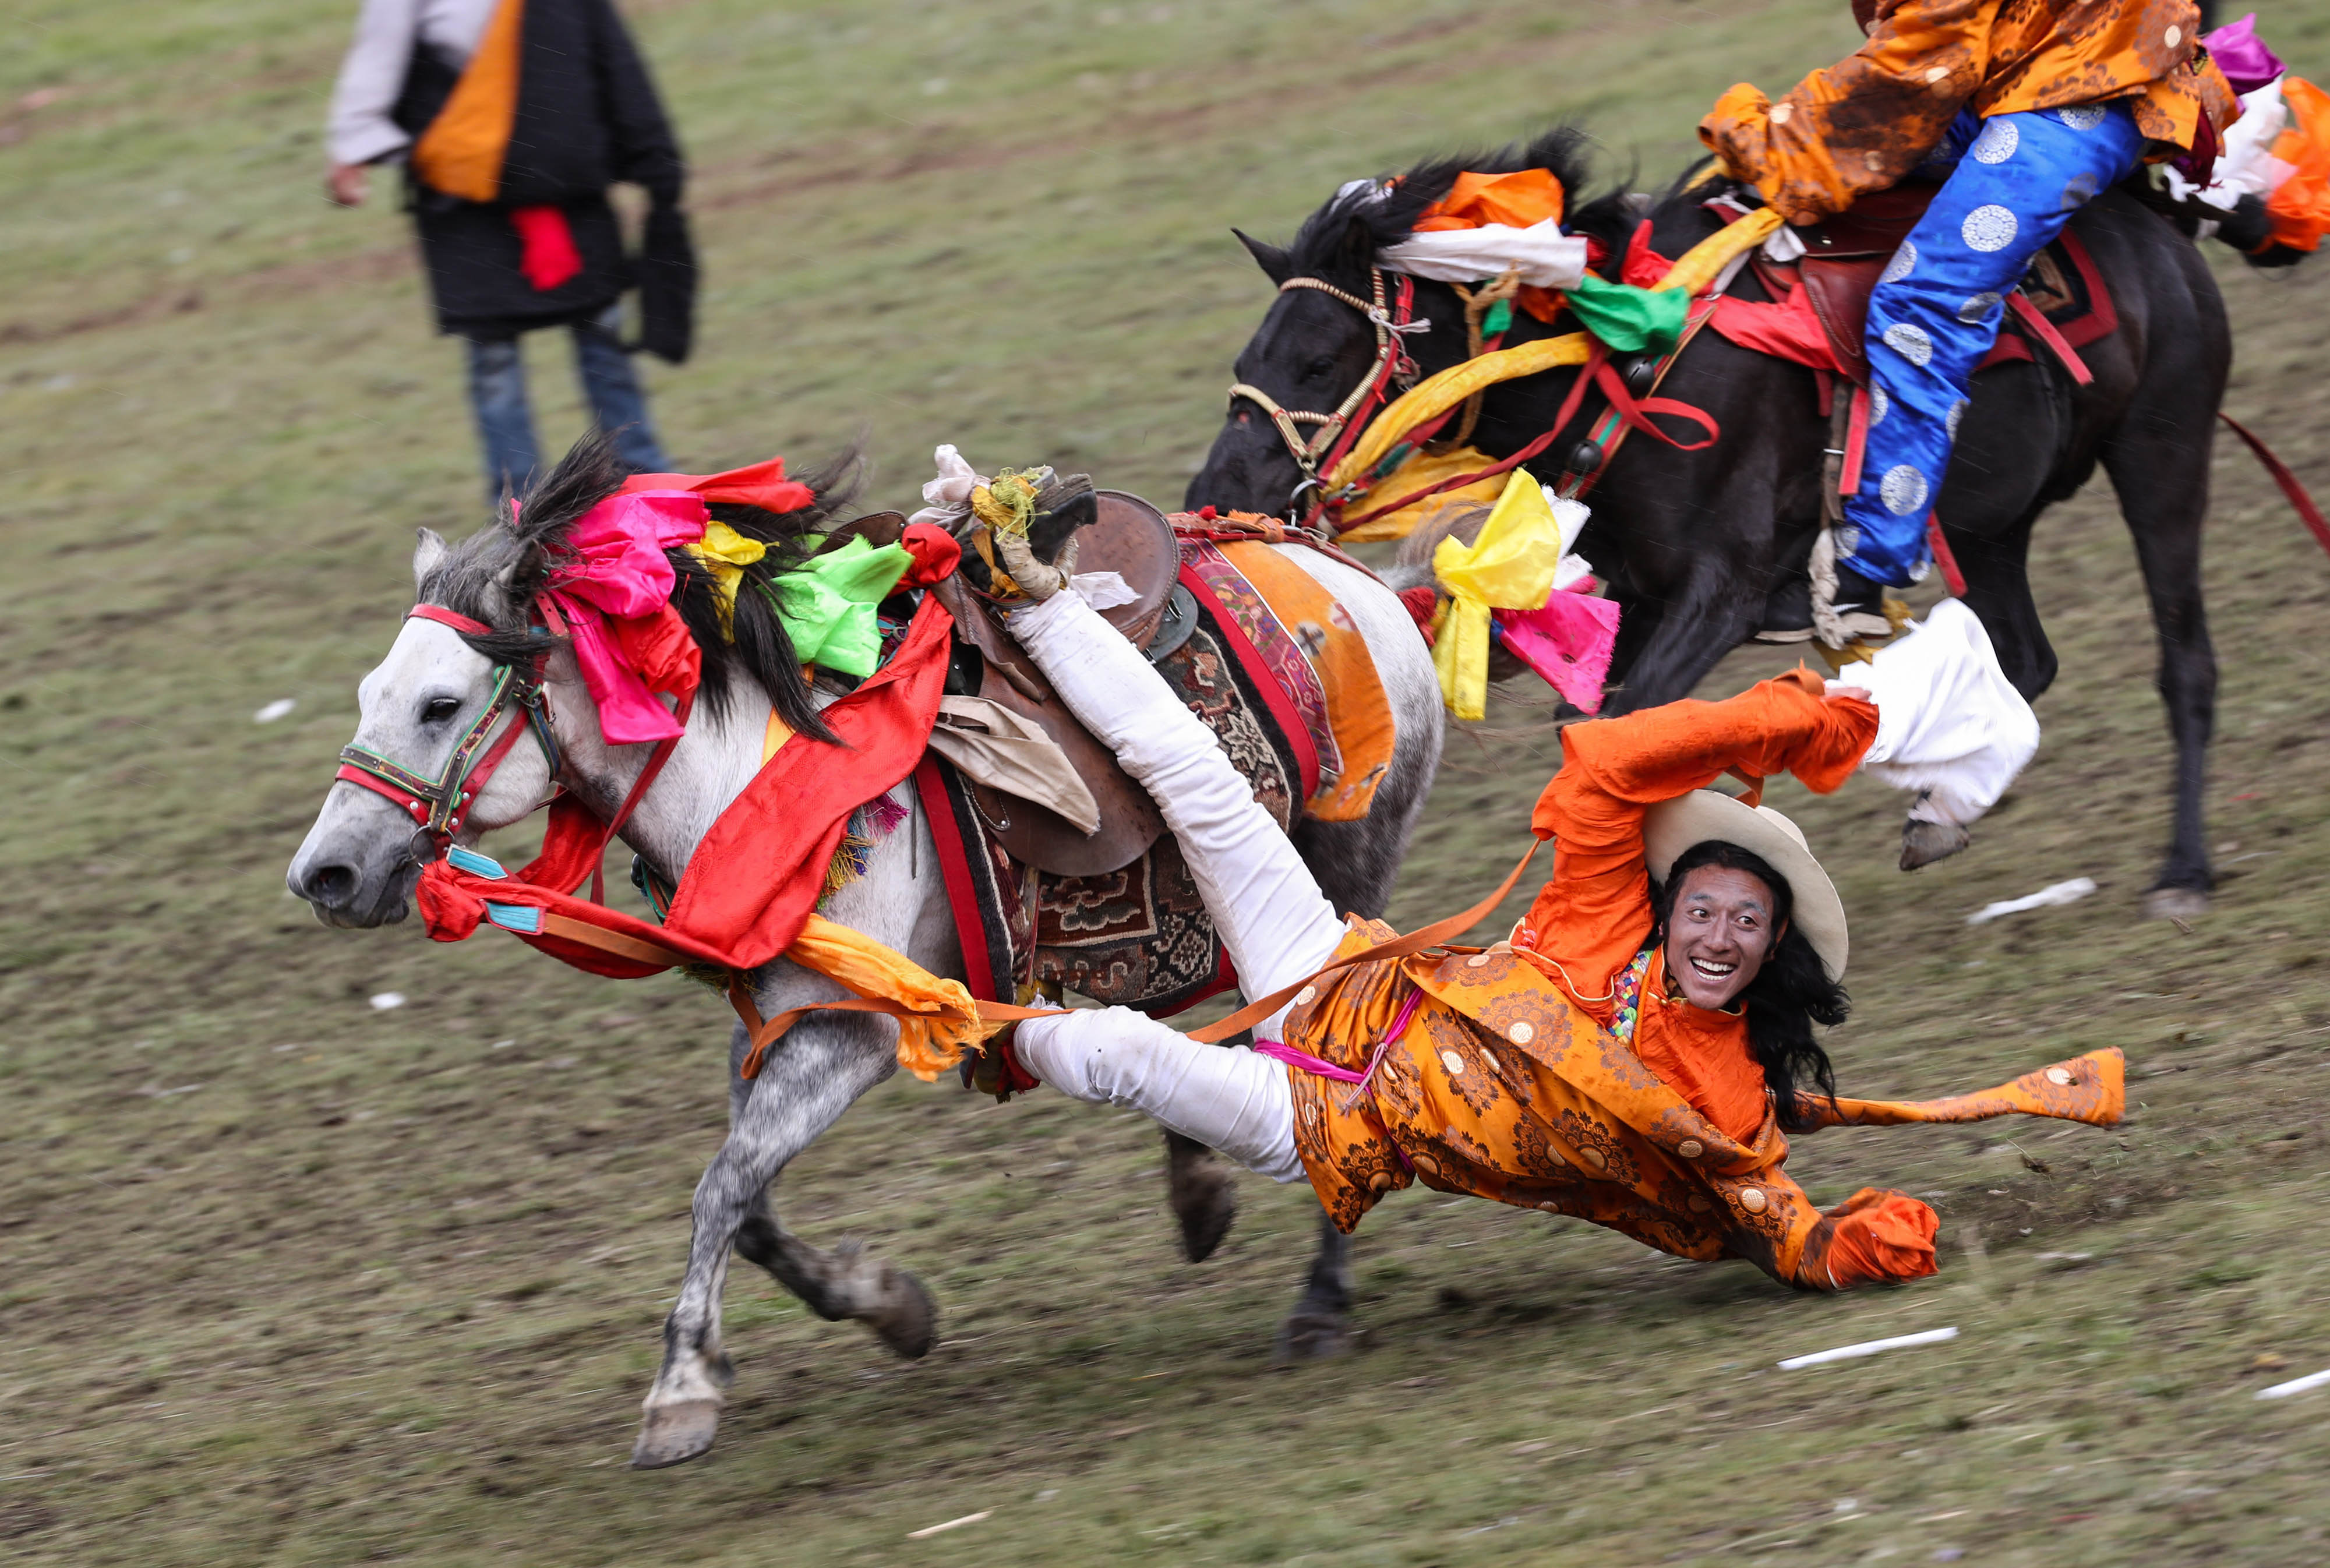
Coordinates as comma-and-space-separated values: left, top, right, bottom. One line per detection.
1786, 183, 1941, 386
923, 490, 1189, 877
1779, 182, 2080, 386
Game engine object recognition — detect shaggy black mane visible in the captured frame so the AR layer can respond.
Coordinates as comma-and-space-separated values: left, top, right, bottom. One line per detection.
416, 432, 865, 744
1281, 125, 1640, 283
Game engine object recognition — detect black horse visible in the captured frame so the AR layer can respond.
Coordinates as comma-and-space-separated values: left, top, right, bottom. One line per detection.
1188, 128, 2231, 913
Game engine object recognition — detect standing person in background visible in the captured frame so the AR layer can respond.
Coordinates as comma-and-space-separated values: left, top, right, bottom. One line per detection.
326, 0, 696, 503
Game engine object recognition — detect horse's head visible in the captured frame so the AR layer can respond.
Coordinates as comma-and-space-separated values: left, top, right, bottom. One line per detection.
288, 435, 854, 927
286, 525, 567, 926
1185, 129, 1605, 519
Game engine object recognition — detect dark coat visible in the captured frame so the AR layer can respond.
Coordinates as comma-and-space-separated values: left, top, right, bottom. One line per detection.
393, 0, 694, 356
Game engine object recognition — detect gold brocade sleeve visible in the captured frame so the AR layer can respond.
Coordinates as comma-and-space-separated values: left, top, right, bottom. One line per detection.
1699, 0, 2003, 224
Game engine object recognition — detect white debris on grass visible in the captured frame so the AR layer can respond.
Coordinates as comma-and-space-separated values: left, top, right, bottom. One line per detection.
368, 991, 406, 1011
905, 1510, 991, 1539
1966, 877, 2096, 926
1778, 1325, 1959, 1370
254, 698, 296, 723
2256, 1368, 2330, 1400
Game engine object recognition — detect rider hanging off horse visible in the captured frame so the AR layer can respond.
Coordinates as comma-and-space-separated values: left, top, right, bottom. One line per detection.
285, 1, 2325, 1470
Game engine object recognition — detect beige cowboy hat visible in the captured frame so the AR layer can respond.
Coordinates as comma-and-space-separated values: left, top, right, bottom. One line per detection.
1643, 791, 1849, 981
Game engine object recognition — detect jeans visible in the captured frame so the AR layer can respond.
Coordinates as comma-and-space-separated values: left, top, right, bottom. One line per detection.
464, 301, 670, 503
1842, 103, 2147, 587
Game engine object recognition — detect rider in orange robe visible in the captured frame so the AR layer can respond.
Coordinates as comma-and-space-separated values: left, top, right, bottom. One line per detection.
993, 535, 2118, 1294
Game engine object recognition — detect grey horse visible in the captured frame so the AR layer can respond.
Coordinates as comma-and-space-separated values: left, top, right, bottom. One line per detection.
286, 438, 1447, 1467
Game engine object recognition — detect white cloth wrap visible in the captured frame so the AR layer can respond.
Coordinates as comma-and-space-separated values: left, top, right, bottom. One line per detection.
1001, 589, 1347, 1182
1378, 220, 1591, 291
907, 443, 984, 531
1011, 1010, 1305, 1184
1833, 598, 2039, 826
2166, 78, 2295, 214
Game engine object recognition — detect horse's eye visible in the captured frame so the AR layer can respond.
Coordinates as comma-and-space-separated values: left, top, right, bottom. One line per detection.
422, 696, 463, 723
1301, 355, 1336, 380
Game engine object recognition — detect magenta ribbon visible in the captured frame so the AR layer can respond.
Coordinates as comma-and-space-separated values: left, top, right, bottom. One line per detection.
2204, 12, 2285, 97
1256, 987, 1427, 1113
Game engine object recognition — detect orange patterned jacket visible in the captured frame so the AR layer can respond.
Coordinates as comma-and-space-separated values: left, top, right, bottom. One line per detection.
1700, 0, 2241, 225
1279, 674, 2126, 1290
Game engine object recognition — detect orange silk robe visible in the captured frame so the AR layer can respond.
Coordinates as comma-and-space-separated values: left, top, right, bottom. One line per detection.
1281, 673, 2126, 1290
1699, 0, 2241, 225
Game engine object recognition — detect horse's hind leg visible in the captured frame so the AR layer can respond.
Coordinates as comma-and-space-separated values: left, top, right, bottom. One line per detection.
632, 1015, 900, 1470
1163, 1129, 1239, 1262
2100, 408, 2218, 912
1273, 1210, 1356, 1362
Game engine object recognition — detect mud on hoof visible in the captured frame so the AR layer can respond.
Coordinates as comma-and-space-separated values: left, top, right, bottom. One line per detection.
2142, 885, 2210, 923
1271, 1310, 1353, 1365
1167, 1152, 1238, 1263
1900, 817, 1971, 871
631, 1399, 722, 1469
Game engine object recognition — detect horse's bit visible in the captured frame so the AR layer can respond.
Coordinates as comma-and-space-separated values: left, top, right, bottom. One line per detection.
1226, 267, 1429, 493
334, 603, 564, 850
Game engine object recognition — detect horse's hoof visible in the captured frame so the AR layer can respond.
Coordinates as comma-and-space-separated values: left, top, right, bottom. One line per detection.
1169, 1159, 1238, 1263
1900, 817, 1971, 871
630, 1399, 722, 1469
862, 1265, 938, 1360
1271, 1311, 1352, 1365
2143, 886, 2209, 923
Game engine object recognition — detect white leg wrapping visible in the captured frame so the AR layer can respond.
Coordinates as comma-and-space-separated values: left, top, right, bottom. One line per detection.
1012, 1008, 1305, 1183
1831, 598, 2040, 826
1007, 592, 1347, 1025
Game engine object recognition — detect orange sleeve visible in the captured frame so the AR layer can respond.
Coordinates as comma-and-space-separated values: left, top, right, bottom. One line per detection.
1812, 1188, 1940, 1289
1516, 672, 1876, 999
1699, 0, 2000, 224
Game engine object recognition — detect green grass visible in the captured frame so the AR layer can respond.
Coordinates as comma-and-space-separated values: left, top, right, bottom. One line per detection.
8, 0, 2330, 1563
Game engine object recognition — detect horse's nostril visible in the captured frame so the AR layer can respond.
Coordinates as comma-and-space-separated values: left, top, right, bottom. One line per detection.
303, 863, 358, 907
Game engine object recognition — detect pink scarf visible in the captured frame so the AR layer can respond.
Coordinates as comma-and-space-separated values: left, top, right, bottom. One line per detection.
542, 490, 708, 744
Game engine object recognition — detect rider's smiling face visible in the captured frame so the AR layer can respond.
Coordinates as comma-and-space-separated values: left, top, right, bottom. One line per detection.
1664, 864, 1785, 1011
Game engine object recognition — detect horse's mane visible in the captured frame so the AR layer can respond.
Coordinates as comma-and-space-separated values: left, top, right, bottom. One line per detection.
417, 432, 861, 743
1280, 124, 1708, 281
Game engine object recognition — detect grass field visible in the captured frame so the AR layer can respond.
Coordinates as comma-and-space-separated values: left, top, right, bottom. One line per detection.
9, 1, 2330, 1563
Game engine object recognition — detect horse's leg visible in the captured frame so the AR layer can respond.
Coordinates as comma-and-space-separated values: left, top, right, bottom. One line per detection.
631, 1012, 899, 1470
723, 1022, 938, 1357
1597, 557, 1768, 713
1944, 500, 2056, 699
1162, 1128, 1239, 1262
1273, 1210, 1355, 1362
2099, 407, 2218, 912
1268, 552, 1443, 1355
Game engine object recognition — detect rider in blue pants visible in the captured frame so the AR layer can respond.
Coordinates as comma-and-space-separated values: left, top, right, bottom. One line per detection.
1840, 103, 2149, 598
1699, 1, 2236, 615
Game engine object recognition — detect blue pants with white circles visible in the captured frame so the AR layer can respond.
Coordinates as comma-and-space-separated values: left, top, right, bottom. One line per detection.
1842, 102, 2148, 587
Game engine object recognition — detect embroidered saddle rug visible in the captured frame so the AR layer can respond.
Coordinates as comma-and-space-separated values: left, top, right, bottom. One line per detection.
920, 537, 1400, 1043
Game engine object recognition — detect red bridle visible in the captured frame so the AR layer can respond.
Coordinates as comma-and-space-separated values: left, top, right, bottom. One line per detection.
333, 603, 564, 849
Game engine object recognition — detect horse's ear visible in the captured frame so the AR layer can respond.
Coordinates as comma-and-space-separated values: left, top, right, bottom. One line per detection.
412, 527, 448, 591
1233, 228, 1293, 286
